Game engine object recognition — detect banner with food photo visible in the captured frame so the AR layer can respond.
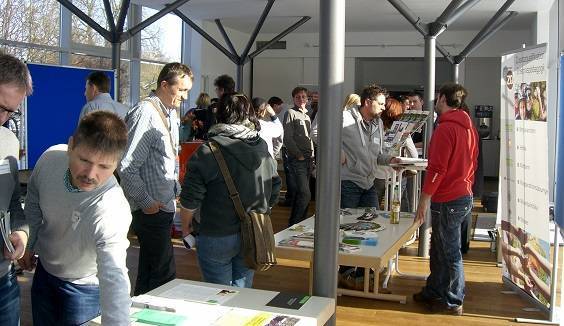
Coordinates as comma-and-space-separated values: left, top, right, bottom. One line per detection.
499, 44, 552, 308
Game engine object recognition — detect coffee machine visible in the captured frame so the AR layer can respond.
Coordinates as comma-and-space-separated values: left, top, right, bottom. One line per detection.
474, 105, 493, 139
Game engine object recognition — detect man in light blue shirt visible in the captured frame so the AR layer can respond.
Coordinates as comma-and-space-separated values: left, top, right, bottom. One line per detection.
79, 71, 129, 120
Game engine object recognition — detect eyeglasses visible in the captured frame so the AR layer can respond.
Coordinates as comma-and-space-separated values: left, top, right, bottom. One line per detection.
0, 105, 21, 118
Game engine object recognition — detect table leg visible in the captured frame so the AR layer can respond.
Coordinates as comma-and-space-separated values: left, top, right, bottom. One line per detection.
393, 252, 428, 281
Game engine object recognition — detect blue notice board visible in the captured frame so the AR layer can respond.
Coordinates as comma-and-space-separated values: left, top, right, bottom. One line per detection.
25, 64, 115, 169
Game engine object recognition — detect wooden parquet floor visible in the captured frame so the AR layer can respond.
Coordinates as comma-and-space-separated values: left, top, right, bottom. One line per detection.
16, 201, 560, 325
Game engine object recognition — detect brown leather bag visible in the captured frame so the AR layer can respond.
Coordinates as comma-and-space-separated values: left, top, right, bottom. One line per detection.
208, 141, 277, 272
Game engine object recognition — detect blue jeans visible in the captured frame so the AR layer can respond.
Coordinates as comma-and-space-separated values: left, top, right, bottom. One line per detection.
288, 158, 311, 226
422, 195, 472, 308
32, 261, 101, 325
341, 180, 378, 208
0, 267, 20, 326
197, 233, 254, 288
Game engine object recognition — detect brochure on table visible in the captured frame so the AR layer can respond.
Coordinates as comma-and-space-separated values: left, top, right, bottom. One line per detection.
279, 209, 413, 252
499, 43, 551, 309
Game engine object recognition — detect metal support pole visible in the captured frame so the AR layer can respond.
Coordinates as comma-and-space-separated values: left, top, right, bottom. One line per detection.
439, 0, 481, 29
129, 3, 142, 105
116, 0, 131, 34
418, 35, 436, 258
247, 16, 311, 62
387, 0, 429, 35
102, 0, 116, 33
55, 0, 112, 42
174, 10, 239, 64
236, 64, 244, 92
453, 63, 460, 83
123, 0, 190, 41
314, 0, 345, 325
240, 0, 275, 60
59, 4, 71, 65
215, 19, 239, 57
456, 11, 518, 62
112, 42, 121, 101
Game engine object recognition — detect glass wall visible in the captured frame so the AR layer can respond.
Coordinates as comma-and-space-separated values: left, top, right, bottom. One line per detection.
0, 1, 182, 106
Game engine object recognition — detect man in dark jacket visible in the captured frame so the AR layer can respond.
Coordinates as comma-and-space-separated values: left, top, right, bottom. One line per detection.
179, 93, 280, 288
414, 83, 478, 315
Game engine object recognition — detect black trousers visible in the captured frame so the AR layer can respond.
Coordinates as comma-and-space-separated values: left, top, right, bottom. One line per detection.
132, 210, 176, 295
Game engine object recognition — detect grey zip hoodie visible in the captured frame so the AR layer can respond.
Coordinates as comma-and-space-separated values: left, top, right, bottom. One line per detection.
341, 106, 392, 189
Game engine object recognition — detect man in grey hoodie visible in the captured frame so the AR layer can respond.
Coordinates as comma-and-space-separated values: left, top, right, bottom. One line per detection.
0, 52, 32, 326
341, 84, 396, 208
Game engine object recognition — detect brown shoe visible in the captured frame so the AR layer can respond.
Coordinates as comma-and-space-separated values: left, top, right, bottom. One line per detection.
428, 301, 464, 316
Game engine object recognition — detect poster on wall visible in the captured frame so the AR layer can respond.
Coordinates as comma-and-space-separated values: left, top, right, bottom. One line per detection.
499, 44, 552, 308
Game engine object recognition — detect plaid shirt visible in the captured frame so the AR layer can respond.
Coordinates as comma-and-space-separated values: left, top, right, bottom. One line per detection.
119, 93, 180, 213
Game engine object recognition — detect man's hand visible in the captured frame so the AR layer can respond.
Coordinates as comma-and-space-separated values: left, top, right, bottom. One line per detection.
415, 193, 431, 225
4, 230, 27, 261
389, 157, 403, 171
143, 201, 164, 215
297, 155, 305, 161
18, 250, 36, 271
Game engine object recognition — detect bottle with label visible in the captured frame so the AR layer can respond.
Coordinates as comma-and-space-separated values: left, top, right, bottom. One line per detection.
390, 185, 401, 224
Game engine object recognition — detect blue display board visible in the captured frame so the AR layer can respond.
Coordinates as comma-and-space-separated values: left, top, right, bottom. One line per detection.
26, 64, 114, 169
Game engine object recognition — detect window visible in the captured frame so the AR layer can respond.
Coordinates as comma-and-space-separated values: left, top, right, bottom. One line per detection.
0, 0, 60, 46
141, 7, 181, 62
71, 0, 127, 50
140, 61, 164, 99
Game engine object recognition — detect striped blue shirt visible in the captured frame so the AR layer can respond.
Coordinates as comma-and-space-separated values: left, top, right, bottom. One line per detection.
119, 93, 180, 213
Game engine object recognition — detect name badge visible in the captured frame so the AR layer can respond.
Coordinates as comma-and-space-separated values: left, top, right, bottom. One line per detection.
71, 211, 81, 230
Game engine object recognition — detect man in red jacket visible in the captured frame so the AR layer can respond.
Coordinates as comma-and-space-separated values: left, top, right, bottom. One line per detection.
413, 83, 478, 315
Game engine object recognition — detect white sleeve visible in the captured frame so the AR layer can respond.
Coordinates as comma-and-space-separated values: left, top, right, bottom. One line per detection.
404, 136, 419, 158
95, 198, 132, 325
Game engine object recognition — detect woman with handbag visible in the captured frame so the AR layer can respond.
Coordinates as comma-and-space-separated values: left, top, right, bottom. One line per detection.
178, 93, 281, 288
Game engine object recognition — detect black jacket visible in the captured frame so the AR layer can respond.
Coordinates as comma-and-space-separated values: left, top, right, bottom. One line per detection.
180, 134, 281, 236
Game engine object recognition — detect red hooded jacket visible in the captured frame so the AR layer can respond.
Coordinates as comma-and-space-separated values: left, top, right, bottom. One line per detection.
422, 109, 478, 202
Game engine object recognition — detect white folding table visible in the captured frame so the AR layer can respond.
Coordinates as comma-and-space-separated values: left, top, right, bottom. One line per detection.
275, 209, 423, 303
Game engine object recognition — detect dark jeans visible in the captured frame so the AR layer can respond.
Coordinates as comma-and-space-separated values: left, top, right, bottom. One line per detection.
132, 209, 176, 295
0, 267, 20, 326
32, 261, 101, 325
288, 157, 311, 226
422, 195, 472, 308
281, 147, 296, 204
341, 180, 379, 208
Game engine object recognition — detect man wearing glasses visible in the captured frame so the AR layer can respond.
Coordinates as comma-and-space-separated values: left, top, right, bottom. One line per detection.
0, 52, 32, 326
119, 62, 193, 295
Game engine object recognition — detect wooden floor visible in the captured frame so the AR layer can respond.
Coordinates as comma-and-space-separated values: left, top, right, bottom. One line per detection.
16, 201, 560, 325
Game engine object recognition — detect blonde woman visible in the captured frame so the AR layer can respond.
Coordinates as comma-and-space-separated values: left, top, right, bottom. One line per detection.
342, 93, 360, 110
311, 93, 361, 144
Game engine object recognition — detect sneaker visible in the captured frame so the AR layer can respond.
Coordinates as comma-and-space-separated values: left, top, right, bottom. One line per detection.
428, 301, 464, 316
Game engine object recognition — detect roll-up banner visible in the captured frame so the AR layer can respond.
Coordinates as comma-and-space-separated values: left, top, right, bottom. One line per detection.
499, 44, 552, 309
